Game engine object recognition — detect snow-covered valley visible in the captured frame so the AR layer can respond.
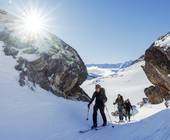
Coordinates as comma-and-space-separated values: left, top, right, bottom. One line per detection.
0, 41, 170, 140
84, 61, 151, 104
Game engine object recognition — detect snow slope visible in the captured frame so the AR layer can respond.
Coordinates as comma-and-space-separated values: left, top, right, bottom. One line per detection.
0, 42, 89, 140
82, 61, 170, 122
82, 61, 151, 105
0, 41, 170, 140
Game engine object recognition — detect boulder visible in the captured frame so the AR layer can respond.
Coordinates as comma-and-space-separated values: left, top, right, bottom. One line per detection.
143, 32, 170, 104
3, 46, 18, 57
0, 10, 90, 102
144, 86, 167, 104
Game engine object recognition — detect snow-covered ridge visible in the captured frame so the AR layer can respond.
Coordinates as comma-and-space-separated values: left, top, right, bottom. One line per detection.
86, 60, 133, 69
86, 61, 133, 73
154, 32, 170, 50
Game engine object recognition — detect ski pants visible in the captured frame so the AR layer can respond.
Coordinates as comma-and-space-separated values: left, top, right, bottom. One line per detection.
118, 106, 124, 121
93, 105, 107, 126
125, 110, 131, 121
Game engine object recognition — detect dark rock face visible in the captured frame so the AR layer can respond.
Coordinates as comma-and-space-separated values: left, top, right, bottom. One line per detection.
143, 33, 170, 104
3, 46, 18, 57
0, 10, 90, 102
144, 86, 167, 104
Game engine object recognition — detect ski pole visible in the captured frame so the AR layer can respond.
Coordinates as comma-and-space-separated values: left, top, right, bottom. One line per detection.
114, 104, 117, 119
105, 105, 113, 123
86, 107, 90, 120
133, 109, 135, 121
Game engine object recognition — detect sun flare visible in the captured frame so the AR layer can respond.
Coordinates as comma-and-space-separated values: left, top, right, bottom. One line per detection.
16, 7, 49, 39
22, 11, 44, 34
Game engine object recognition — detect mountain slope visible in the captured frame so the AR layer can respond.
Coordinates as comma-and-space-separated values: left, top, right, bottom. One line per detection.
82, 61, 151, 105
1, 44, 170, 140
0, 13, 169, 139
0, 38, 170, 140
0, 43, 88, 140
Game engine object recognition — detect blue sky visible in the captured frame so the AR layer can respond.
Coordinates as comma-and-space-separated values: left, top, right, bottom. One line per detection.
0, 0, 170, 63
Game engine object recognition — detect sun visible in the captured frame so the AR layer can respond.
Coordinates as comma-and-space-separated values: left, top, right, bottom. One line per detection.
16, 7, 49, 39
21, 9, 47, 37
22, 10, 44, 35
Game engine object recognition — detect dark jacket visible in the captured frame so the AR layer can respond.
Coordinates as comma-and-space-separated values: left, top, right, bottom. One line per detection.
114, 95, 124, 107
124, 101, 132, 111
89, 88, 107, 107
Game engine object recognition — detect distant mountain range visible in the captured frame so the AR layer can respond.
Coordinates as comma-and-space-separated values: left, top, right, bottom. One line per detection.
86, 57, 145, 80
86, 60, 133, 80
86, 60, 133, 69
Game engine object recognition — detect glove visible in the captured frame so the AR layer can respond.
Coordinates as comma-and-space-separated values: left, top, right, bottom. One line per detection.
88, 104, 91, 108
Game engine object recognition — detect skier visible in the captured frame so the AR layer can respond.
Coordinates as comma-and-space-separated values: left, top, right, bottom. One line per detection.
113, 94, 124, 122
124, 99, 133, 122
88, 84, 107, 129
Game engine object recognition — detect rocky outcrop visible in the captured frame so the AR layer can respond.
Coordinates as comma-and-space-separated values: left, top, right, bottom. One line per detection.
144, 86, 167, 104
0, 10, 90, 102
3, 46, 18, 57
143, 32, 170, 104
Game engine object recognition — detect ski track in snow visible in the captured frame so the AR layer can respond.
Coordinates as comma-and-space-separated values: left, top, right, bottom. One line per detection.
0, 42, 170, 140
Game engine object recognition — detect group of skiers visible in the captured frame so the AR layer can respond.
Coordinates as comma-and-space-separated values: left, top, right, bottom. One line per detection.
88, 84, 133, 129
113, 94, 133, 122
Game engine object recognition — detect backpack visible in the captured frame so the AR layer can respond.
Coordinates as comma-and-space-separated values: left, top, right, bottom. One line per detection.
101, 88, 107, 103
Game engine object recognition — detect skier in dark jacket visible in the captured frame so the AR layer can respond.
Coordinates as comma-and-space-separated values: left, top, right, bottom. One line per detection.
113, 94, 124, 122
124, 99, 133, 121
88, 84, 107, 129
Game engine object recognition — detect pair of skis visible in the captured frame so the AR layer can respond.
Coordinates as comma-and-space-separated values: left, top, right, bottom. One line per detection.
79, 120, 135, 133
79, 124, 114, 134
